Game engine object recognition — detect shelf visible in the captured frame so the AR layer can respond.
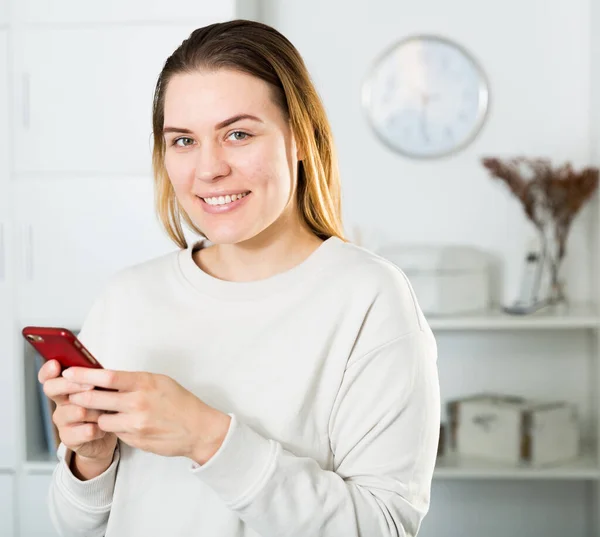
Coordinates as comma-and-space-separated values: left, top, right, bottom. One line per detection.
434, 451, 600, 480
25, 452, 600, 479
23, 451, 57, 474
427, 303, 600, 331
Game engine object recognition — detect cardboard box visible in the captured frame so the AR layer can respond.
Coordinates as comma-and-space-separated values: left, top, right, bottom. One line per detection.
447, 393, 580, 466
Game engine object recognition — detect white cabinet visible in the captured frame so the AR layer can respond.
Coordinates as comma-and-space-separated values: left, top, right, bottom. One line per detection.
17, 0, 237, 24
19, 474, 59, 537
0, 29, 15, 471
13, 24, 207, 176
0, 475, 15, 537
14, 177, 177, 326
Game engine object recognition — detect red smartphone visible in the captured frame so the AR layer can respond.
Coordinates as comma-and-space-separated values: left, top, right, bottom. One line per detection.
22, 326, 104, 370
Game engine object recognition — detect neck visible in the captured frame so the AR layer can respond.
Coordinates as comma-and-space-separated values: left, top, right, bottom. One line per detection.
194, 219, 324, 283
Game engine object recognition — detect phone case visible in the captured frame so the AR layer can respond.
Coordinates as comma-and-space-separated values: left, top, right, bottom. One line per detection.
22, 326, 104, 370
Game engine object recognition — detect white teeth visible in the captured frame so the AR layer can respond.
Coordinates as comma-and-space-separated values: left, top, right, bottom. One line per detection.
202, 192, 249, 206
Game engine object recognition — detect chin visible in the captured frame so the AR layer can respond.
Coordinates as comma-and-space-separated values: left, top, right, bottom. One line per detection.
201, 227, 257, 246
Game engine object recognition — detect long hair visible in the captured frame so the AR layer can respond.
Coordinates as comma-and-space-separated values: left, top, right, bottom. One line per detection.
151, 19, 345, 248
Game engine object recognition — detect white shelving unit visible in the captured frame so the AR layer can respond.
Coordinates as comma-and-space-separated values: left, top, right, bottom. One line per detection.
423, 298, 600, 536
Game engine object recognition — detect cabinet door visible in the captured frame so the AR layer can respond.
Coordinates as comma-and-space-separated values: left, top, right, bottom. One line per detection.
14, 24, 205, 176
18, 0, 236, 24
0, 29, 16, 471
0, 226, 15, 471
19, 474, 59, 537
0, 475, 15, 537
14, 177, 179, 327
0, 0, 8, 25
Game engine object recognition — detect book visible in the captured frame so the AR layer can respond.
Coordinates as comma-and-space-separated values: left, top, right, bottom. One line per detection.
33, 354, 61, 454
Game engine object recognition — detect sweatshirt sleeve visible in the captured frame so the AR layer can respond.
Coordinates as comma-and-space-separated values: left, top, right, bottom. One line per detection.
47, 283, 119, 537
191, 328, 441, 537
48, 443, 119, 537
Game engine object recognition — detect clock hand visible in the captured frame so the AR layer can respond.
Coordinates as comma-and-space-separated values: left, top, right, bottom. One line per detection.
420, 108, 430, 143
418, 92, 432, 143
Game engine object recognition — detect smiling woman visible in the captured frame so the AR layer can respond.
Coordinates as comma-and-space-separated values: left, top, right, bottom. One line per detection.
38, 19, 440, 537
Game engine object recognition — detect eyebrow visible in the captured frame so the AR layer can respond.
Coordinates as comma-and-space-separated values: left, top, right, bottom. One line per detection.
162, 114, 264, 135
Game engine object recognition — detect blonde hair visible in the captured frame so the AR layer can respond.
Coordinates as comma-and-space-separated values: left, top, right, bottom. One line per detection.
151, 19, 345, 248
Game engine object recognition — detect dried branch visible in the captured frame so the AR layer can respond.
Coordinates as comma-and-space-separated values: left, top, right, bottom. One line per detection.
481, 157, 540, 228
481, 156, 599, 302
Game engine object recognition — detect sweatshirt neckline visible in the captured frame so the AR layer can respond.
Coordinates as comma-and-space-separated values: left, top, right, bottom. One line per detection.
177, 236, 343, 300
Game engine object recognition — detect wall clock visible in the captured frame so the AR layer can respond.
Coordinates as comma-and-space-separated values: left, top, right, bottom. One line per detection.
362, 35, 490, 159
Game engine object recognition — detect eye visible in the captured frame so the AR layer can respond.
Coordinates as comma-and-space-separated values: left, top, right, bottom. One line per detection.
173, 137, 194, 147
227, 131, 251, 142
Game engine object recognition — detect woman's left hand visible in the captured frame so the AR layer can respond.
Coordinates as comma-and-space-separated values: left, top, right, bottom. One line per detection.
63, 367, 231, 466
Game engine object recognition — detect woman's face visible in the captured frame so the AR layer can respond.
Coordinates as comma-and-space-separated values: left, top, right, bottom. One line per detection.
163, 69, 302, 245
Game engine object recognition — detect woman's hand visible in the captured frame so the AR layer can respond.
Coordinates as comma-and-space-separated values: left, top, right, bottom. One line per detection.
38, 360, 118, 464
63, 367, 231, 466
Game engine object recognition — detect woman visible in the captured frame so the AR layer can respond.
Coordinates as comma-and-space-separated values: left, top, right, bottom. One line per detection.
39, 19, 440, 537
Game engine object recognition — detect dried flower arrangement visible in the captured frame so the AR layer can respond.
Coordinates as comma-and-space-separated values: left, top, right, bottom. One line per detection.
481, 157, 599, 306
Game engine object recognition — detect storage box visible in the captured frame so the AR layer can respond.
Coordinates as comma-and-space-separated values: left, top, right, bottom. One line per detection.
447, 393, 580, 466
377, 244, 492, 316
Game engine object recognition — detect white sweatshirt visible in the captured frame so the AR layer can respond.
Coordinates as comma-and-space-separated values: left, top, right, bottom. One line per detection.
48, 236, 440, 537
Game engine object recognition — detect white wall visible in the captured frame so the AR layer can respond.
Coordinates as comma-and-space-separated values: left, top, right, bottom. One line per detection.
264, 0, 593, 307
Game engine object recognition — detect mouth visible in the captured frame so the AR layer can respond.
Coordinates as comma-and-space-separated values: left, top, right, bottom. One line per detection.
198, 191, 251, 207
196, 191, 251, 214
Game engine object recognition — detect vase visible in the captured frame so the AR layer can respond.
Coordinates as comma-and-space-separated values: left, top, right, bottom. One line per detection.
547, 276, 568, 312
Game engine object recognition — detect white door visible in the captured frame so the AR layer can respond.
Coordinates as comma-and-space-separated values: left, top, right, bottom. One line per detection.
14, 177, 179, 327
0, 475, 15, 537
0, 29, 16, 471
16, 0, 237, 24
19, 473, 60, 537
13, 24, 209, 176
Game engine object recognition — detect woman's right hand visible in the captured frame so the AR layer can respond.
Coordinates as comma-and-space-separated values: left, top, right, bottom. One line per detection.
38, 359, 118, 463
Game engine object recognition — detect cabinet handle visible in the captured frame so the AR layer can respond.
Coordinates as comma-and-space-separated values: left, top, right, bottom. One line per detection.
22, 224, 33, 281
0, 223, 4, 282
22, 73, 30, 129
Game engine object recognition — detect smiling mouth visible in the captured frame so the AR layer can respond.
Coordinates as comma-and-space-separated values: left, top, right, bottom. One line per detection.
198, 191, 251, 207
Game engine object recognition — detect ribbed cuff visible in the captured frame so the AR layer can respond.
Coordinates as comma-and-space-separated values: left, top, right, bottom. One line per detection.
191, 413, 279, 509
55, 443, 119, 511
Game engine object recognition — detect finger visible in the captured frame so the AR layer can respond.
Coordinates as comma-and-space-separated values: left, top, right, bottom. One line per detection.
38, 360, 62, 383
68, 388, 131, 413
62, 367, 145, 392
43, 377, 95, 402
54, 404, 105, 427
61, 423, 107, 445
97, 412, 129, 434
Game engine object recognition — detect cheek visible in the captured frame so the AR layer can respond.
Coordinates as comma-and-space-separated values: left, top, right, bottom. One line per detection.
241, 146, 293, 197
164, 153, 193, 192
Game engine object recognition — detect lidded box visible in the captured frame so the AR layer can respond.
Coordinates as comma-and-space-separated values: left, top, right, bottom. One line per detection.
378, 245, 493, 316
447, 393, 580, 467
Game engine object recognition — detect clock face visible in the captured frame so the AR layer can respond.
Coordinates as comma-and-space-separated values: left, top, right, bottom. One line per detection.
362, 35, 489, 158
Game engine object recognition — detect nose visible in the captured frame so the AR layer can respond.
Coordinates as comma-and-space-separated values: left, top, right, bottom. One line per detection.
194, 141, 231, 182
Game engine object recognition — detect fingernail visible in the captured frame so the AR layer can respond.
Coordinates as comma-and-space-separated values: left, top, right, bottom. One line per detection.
80, 384, 95, 390
62, 368, 73, 379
